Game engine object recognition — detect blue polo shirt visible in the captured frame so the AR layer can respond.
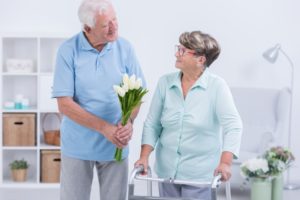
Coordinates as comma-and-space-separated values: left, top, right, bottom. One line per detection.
52, 32, 145, 161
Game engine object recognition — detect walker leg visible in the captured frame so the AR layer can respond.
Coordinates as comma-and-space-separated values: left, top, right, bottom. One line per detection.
225, 182, 232, 200
211, 188, 217, 200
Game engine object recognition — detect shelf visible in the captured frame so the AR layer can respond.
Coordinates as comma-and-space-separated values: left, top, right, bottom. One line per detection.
40, 75, 58, 111
39, 143, 60, 150
2, 109, 38, 113
39, 109, 59, 113
40, 38, 65, 73
39, 72, 54, 76
0, 182, 59, 189
2, 150, 37, 183
2, 147, 37, 150
2, 76, 38, 109
2, 37, 37, 73
2, 73, 38, 76
2, 179, 37, 185
1, 35, 66, 189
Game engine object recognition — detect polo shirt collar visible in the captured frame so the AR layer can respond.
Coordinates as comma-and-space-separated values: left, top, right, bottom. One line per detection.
79, 31, 113, 52
169, 69, 210, 90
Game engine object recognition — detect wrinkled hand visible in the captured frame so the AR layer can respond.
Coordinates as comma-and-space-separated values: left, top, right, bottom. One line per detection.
104, 125, 127, 148
214, 163, 231, 181
116, 121, 133, 145
134, 157, 149, 175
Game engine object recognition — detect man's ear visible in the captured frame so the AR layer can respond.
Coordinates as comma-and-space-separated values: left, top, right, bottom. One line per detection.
84, 25, 91, 33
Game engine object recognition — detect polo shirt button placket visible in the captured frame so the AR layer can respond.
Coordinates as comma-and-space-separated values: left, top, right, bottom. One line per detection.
96, 52, 101, 71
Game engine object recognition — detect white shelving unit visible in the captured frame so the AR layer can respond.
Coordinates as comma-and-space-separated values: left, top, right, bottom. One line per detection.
0, 34, 67, 188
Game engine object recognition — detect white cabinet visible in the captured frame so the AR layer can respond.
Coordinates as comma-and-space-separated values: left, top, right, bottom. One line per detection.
0, 35, 67, 188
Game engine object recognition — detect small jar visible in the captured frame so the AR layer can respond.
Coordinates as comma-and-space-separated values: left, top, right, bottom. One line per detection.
22, 98, 30, 109
14, 94, 23, 109
4, 101, 15, 109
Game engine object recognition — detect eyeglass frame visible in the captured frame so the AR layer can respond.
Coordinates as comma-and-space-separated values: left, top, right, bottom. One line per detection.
175, 45, 204, 57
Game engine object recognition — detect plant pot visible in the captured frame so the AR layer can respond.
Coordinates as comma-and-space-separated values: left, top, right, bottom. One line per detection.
11, 169, 27, 182
272, 174, 283, 200
250, 178, 271, 200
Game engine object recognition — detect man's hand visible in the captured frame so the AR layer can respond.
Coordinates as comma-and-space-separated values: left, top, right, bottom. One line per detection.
116, 121, 133, 144
103, 125, 127, 148
214, 162, 231, 181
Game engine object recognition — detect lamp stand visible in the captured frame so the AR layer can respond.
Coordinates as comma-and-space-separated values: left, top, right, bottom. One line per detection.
280, 49, 300, 190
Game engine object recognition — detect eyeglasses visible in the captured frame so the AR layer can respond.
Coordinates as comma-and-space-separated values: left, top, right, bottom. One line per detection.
175, 45, 196, 57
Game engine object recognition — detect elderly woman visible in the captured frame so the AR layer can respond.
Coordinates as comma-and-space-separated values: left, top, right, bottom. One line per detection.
135, 31, 242, 199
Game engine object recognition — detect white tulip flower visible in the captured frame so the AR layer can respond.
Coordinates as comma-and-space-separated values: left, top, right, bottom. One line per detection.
129, 74, 136, 90
113, 85, 126, 97
122, 83, 129, 92
134, 78, 142, 89
113, 85, 119, 93
123, 74, 129, 86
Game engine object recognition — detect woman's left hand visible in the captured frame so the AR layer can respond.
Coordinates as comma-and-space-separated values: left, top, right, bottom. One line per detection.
214, 163, 231, 181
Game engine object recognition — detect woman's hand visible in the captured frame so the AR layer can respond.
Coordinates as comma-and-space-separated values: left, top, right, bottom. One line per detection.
134, 157, 149, 175
135, 144, 154, 175
214, 151, 233, 181
214, 162, 231, 181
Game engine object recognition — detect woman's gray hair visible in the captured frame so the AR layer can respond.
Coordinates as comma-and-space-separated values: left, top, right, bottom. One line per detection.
78, 0, 112, 29
179, 31, 220, 67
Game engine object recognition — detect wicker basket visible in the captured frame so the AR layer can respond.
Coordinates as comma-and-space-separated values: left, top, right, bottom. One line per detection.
42, 113, 61, 146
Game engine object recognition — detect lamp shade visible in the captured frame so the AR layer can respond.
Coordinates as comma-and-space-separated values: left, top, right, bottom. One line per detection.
263, 44, 281, 63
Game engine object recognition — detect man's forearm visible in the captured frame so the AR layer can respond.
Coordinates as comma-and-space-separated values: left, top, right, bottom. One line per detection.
130, 105, 141, 123
57, 97, 113, 136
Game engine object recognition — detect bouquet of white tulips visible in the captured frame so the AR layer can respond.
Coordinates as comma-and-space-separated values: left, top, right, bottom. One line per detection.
113, 74, 147, 162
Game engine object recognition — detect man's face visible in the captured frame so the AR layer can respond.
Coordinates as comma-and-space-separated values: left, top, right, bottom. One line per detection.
88, 5, 118, 44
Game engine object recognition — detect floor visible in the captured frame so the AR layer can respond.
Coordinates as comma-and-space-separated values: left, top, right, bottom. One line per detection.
0, 185, 300, 199
217, 186, 300, 200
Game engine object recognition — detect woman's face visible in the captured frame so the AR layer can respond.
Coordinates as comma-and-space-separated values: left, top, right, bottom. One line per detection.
175, 45, 200, 71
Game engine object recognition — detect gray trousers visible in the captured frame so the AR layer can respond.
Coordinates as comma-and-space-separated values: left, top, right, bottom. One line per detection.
159, 182, 211, 200
60, 154, 128, 200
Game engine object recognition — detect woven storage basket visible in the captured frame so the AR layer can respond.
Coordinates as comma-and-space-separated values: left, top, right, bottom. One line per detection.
41, 150, 61, 183
43, 113, 61, 146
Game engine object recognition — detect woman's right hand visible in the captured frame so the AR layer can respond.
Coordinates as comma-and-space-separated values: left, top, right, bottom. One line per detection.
134, 157, 149, 175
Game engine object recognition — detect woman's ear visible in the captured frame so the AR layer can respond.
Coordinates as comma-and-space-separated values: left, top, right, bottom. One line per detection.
197, 55, 206, 65
84, 25, 91, 33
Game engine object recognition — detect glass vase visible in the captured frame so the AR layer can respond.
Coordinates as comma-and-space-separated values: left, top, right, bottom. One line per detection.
250, 178, 272, 200
272, 174, 283, 200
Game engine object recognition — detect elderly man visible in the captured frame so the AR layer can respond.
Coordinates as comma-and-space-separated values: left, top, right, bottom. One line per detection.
52, 0, 145, 199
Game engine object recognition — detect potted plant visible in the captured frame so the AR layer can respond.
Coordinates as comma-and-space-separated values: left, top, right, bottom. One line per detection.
263, 146, 295, 200
240, 158, 271, 200
10, 159, 29, 182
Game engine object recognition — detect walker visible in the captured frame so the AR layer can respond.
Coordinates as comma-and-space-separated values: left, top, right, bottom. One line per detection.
128, 166, 232, 200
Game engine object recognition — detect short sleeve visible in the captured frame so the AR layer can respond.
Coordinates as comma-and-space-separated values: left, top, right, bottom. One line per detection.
52, 45, 75, 98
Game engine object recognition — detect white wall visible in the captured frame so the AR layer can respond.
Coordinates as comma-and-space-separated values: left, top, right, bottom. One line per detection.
1, 0, 300, 198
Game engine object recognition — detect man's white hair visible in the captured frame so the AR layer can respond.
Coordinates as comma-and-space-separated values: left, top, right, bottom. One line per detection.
78, 0, 112, 29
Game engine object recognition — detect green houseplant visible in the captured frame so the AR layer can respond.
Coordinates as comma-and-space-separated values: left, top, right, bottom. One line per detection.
10, 159, 29, 182
263, 146, 295, 200
240, 158, 271, 200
